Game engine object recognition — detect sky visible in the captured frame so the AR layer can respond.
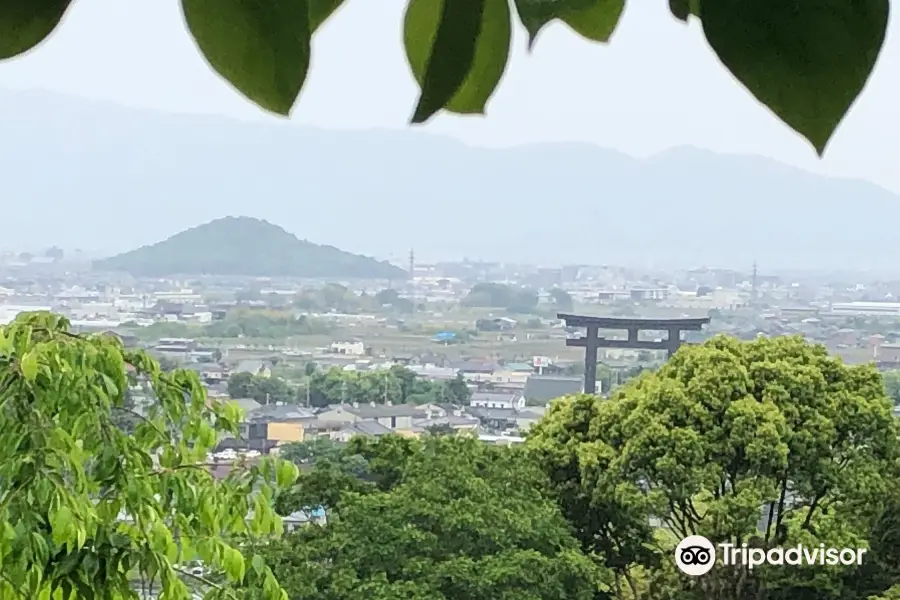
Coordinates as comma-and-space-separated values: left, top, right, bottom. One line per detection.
1, 0, 899, 194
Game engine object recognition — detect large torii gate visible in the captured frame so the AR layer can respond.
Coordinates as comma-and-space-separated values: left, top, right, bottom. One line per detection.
558, 313, 711, 394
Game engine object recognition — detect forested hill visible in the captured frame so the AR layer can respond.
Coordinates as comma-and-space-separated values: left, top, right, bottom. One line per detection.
92, 216, 406, 279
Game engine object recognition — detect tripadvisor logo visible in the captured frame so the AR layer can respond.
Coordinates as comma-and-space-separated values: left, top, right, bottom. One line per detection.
675, 535, 868, 577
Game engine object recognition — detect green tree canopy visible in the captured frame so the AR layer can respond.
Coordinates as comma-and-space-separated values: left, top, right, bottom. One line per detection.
550, 287, 574, 312
1, 1, 884, 155
463, 282, 539, 313
528, 334, 900, 600
264, 435, 610, 600
883, 370, 900, 404
227, 372, 295, 405
0, 312, 298, 599
307, 364, 471, 407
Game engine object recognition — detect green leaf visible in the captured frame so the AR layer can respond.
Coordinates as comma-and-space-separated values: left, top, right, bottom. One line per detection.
223, 546, 246, 581
309, 0, 345, 32
513, 0, 624, 48
0, 329, 11, 355
181, 0, 312, 115
275, 459, 299, 488
50, 506, 72, 546
699, 0, 888, 155
669, 0, 689, 21
405, 0, 512, 123
0, 1, 72, 60
251, 553, 266, 576
20, 351, 38, 382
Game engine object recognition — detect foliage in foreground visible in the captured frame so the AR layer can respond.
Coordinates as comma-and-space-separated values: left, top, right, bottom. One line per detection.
528, 335, 900, 600
266, 434, 611, 600
0, 0, 886, 155
0, 312, 297, 600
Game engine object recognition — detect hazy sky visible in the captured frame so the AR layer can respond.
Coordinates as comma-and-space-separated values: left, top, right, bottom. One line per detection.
2, 0, 899, 193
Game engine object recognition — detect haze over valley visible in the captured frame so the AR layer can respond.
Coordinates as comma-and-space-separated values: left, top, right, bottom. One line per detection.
1, 89, 893, 273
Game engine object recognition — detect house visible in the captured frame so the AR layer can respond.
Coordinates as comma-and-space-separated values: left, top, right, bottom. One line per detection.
236, 404, 318, 450
330, 341, 366, 356
470, 392, 525, 410
478, 433, 525, 445
522, 375, 584, 405
316, 402, 427, 432
333, 420, 394, 442
464, 406, 542, 432
282, 506, 327, 532
414, 402, 466, 419
228, 397, 263, 416
154, 337, 195, 357
412, 414, 480, 434
475, 317, 517, 331
233, 359, 271, 377
102, 329, 140, 348
184, 363, 227, 385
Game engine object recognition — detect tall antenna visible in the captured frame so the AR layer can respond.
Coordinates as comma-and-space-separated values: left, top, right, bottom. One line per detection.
751, 260, 758, 308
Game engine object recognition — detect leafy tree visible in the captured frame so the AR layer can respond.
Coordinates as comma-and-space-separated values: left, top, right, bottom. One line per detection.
278, 437, 344, 465
884, 370, 900, 404
205, 311, 330, 339
307, 365, 462, 407
550, 287, 574, 312
442, 372, 473, 405
0, 311, 297, 599
463, 282, 539, 313
528, 335, 900, 600
374, 288, 400, 306
262, 436, 610, 600
156, 354, 181, 372
1, 1, 879, 155
227, 372, 294, 404
506, 288, 540, 314
227, 371, 255, 399
426, 422, 457, 436
462, 282, 513, 308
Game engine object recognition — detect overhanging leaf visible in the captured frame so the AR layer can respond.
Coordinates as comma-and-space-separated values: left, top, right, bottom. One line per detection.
309, 0, 346, 32
669, 0, 691, 21
405, 0, 511, 122
514, 0, 624, 48
0, 0, 72, 60
181, 0, 312, 116
700, 0, 888, 155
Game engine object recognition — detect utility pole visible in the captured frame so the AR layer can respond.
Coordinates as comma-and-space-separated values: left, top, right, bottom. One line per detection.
751, 260, 759, 309
409, 248, 416, 317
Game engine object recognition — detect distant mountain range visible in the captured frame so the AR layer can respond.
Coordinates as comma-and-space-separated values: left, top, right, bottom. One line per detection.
1, 89, 898, 272
93, 216, 405, 280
